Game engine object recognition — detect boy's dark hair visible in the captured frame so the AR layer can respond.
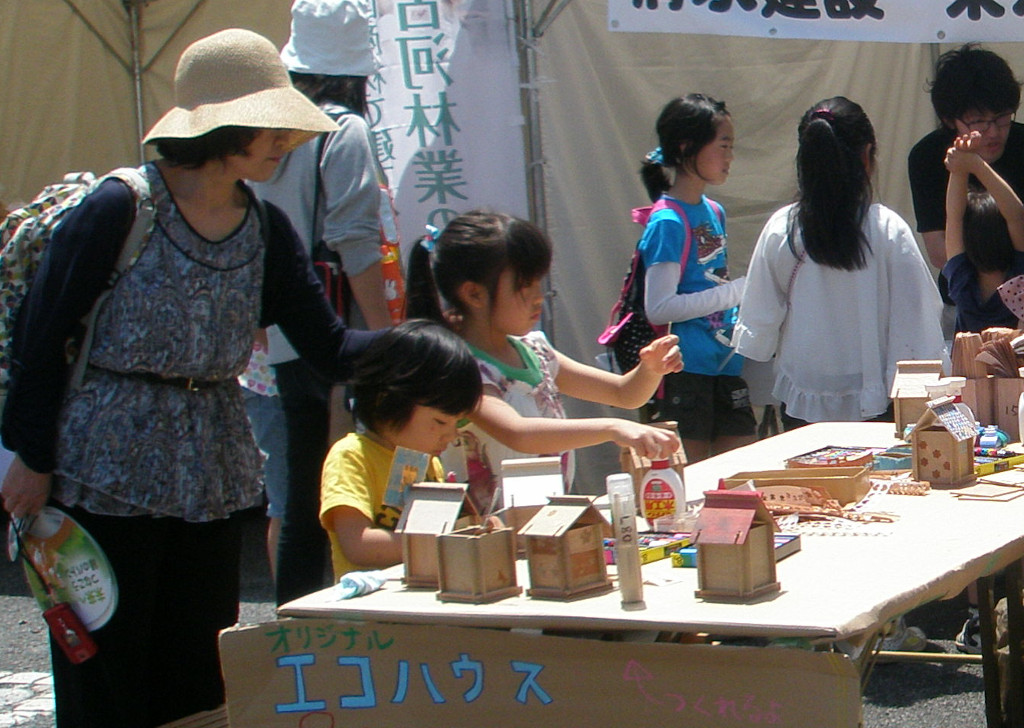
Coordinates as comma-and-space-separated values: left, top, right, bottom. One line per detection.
640, 93, 730, 202
405, 210, 552, 324
351, 319, 482, 433
930, 43, 1021, 125
963, 189, 1016, 272
154, 126, 261, 168
289, 72, 369, 117
792, 96, 876, 271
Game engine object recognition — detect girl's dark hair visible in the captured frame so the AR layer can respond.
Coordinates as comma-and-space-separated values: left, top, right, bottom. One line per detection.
351, 319, 483, 433
154, 126, 261, 168
406, 210, 552, 323
791, 96, 876, 271
964, 190, 1015, 272
289, 72, 369, 117
640, 93, 730, 202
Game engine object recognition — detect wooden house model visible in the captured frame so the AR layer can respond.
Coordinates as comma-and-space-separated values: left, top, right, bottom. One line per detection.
889, 360, 944, 438
910, 396, 976, 487
692, 490, 780, 601
518, 495, 613, 600
395, 482, 477, 589
436, 524, 521, 604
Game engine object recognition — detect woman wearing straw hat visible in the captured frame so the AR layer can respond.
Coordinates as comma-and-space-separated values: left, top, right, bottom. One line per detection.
0, 28, 377, 727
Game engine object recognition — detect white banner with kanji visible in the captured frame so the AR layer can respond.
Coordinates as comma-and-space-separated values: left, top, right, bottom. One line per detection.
610, 0, 1024, 43
368, 0, 528, 254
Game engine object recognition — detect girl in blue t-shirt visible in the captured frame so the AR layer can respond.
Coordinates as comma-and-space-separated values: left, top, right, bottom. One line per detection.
639, 93, 755, 463
944, 130, 1024, 333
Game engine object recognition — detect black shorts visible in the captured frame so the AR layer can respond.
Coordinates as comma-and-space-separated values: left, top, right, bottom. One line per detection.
653, 371, 756, 441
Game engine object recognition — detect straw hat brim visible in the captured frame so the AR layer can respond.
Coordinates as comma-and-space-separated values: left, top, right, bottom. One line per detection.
143, 85, 338, 153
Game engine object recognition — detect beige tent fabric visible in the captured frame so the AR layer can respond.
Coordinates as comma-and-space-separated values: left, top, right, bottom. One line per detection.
534, 0, 1024, 485
6, 0, 1024, 488
0, 0, 289, 208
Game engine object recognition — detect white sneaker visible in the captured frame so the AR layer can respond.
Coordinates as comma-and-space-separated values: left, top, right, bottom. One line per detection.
880, 617, 929, 652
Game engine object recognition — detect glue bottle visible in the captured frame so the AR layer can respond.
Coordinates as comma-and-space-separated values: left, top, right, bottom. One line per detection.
639, 460, 684, 528
606, 473, 644, 608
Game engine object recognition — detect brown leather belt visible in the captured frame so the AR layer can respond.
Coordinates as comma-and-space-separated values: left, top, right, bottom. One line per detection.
100, 369, 228, 391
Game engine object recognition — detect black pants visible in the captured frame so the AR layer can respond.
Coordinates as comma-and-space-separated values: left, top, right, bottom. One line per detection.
273, 358, 332, 606
51, 506, 240, 728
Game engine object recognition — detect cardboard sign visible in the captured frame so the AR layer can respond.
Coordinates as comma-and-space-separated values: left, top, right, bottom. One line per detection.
221, 618, 861, 728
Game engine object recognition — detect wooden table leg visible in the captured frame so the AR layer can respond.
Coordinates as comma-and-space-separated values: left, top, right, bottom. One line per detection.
1005, 560, 1024, 728
978, 575, 1003, 728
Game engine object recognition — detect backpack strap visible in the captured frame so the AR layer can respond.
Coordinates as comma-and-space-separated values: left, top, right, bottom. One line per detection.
69, 167, 155, 391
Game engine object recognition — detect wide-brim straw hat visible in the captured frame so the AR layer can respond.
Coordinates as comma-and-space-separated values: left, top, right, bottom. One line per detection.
143, 28, 338, 152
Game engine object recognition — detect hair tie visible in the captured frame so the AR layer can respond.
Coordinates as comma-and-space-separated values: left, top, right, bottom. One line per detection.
645, 147, 664, 165
420, 224, 439, 253
811, 108, 835, 123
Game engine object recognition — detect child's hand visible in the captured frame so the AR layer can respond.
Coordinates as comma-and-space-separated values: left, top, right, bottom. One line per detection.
945, 132, 983, 174
638, 335, 683, 375
610, 421, 681, 460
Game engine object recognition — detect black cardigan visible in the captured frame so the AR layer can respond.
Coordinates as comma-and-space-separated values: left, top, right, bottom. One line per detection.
2, 177, 379, 473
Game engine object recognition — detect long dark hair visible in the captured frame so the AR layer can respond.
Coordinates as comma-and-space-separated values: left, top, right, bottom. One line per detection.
290, 72, 368, 117
640, 94, 730, 202
964, 190, 1015, 272
405, 210, 552, 324
791, 96, 876, 271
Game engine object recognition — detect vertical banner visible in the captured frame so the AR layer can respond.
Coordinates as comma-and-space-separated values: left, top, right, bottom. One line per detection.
368, 0, 529, 253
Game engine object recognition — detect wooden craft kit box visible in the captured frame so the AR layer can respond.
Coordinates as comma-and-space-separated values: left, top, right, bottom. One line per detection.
720, 466, 870, 506
519, 495, 613, 600
436, 525, 521, 604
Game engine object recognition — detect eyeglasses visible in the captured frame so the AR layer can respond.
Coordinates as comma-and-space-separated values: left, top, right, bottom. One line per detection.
958, 112, 1015, 134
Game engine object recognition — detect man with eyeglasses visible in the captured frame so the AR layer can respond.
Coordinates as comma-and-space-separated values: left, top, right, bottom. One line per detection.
909, 43, 1024, 272
907, 43, 1024, 657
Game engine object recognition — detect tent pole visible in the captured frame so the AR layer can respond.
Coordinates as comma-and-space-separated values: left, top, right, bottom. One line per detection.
125, 0, 146, 164
516, 0, 574, 340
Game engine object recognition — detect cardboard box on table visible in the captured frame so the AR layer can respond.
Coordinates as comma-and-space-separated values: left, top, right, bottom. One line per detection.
436, 524, 521, 604
993, 377, 1024, 442
719, 466, 870, 506
619, 421, 687, 502
910, 397, 976, 487
518, 495, 613, 600
395, 483, 478, 589
220, 617, 863, 728
692, 490, 780, 601
889, 360, 944, 438
961, 375, 994, 429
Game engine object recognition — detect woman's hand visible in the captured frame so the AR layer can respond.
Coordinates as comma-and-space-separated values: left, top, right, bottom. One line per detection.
610, 421, 681, 460
638, 335, 683, 376
1, 456, 52, 519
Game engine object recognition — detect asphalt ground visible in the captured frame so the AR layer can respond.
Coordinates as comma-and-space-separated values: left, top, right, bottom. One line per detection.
0, 507, 998, 727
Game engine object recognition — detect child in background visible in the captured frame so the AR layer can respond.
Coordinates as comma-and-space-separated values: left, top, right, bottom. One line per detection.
944, 130, 1024, 332
319, 320, 483, 580
638, 94, 755, 463
406, 211, 682, 515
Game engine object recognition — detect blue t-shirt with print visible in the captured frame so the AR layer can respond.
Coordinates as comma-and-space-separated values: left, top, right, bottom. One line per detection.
638, 194, 742, 376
